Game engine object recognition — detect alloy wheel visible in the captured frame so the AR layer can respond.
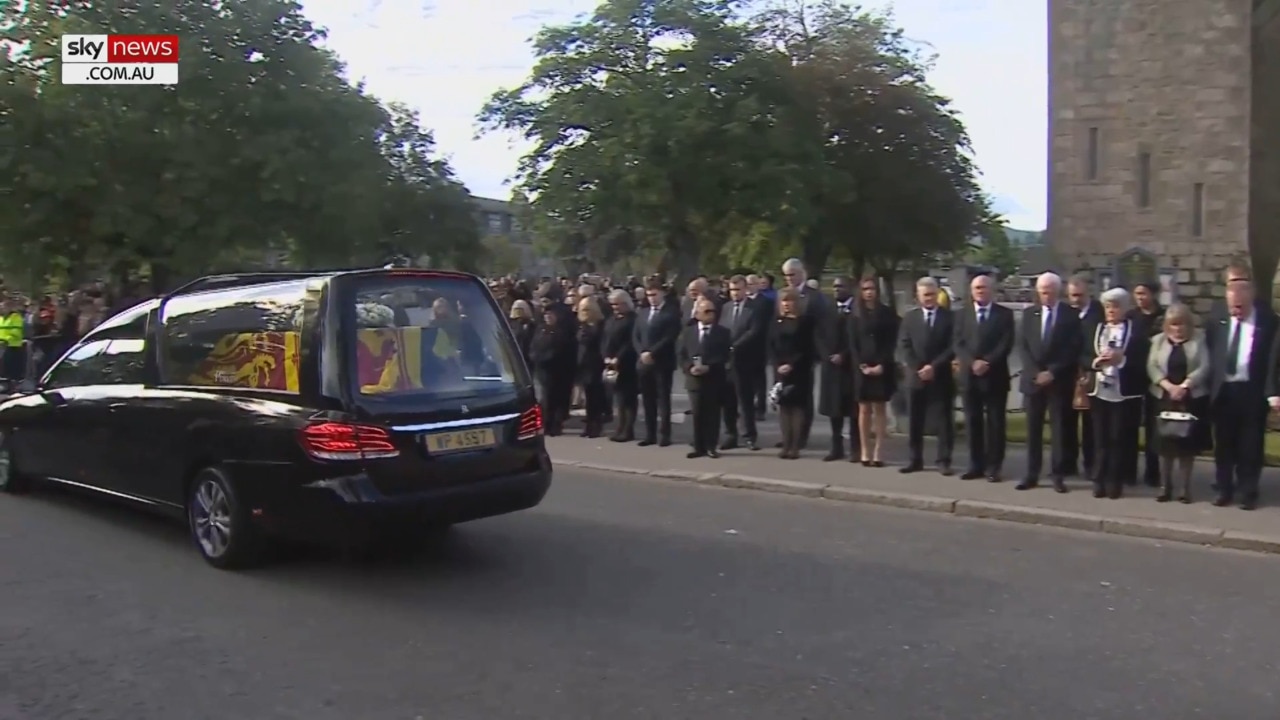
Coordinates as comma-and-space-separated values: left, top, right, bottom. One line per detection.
191, 479, 233, 559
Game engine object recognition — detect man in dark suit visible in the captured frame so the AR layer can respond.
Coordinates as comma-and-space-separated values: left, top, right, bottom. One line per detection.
1208, 280, 1278, 510
632, 279, 682, 447
1015, 272, 1081, 493
952, 273, 1016, 481
719, 274, 765, 450
1065, 274, 1102, 477
781, 257, 826, 448
899, 277, 955, 474
746, 274, 775, 416
680, 299, 731, 458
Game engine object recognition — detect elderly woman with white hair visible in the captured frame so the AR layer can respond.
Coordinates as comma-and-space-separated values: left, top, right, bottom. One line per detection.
1080, 287, 1151, 499
602, 288, 640, 441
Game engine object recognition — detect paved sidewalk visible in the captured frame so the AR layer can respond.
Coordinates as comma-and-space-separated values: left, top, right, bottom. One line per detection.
546, 436, 1280, 554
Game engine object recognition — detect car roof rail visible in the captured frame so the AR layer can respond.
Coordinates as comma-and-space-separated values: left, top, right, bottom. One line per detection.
162, 272, 330, 300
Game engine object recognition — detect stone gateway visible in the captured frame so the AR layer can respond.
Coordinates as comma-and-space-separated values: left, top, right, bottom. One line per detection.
1047, 0, 1280, 312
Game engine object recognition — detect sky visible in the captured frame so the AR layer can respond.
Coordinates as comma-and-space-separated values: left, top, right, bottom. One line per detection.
300, 0, 1047, 231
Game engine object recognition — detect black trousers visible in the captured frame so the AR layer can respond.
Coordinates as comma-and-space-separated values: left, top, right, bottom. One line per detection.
907, 387, 954, 466
540, 375, 573, 433
1024, 386, 1071, 479
1141, 394, 1161, 482
723, 365, 760, 441
1064, 406, 1095, 473
612, 386, 638, 437
1212, 383, 1268, 499
779, 405, 805, 451
961, 386, 1008, 474
1091, 397, 1140, 489
583, 379, 608, 426
689, 380, 723, 453
754, 364, 768, 413
638, 367, 674, 441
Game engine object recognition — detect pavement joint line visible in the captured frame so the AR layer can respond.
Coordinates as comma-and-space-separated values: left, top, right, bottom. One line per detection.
558, 455, 1280, 554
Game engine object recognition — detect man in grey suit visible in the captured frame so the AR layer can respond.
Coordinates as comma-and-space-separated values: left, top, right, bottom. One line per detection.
1015, 272, 1081, 493
719, 275, 766, 450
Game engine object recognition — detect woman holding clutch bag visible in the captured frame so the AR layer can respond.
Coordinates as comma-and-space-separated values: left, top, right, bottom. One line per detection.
1146, 303, 1211, 502
1081, 287, 1151, 499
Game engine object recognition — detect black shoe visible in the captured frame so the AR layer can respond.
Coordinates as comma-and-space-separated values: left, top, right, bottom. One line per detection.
1107, 485, 1123, 499
938, 465, 954, 477
1015, 478, 1038, 491
659, 438, 671, 447
1092, 484, 1106, 498
1051, 477, 1068, 494
960, 470, 984, 480
638, 438, 656, 447
1212, 494, 1233, 507
900, 463, 923, 474
746, 439, 760, 451
720, 438, 739, 451
1156, 491, 1172, 503
1239, 495, 1258, 511
823, 451, 844, 462
987, 473, 1003, 483
687, 450, 706, 459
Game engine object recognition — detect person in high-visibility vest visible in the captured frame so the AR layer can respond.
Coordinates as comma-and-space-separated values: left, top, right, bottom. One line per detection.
0, 297, 27, 392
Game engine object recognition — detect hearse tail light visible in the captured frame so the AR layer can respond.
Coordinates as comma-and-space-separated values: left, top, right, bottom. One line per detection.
517, 405, 543, 440
299, 422, 400, 461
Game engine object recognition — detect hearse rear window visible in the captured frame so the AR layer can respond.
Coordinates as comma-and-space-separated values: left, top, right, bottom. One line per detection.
350, 274, 523, 397
160, 282, 306, 393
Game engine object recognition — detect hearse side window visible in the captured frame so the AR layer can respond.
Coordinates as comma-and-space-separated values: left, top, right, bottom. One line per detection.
43, 338, 147, 389
160, 282, 305, 393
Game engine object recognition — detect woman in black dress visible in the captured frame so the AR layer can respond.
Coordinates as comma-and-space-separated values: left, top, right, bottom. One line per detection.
602, 289, 639, 442
575, 297, 608, 438
528, 308, 576, 436
847, 276, 900, 466
769, 288, 815, 459
1145, 303, 1211, 503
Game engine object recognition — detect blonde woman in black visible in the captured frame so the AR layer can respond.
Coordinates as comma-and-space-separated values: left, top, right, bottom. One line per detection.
769, 287, 815, 459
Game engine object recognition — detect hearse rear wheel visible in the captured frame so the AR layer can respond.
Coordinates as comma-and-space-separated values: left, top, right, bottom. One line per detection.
187, 466, 266, 570
0, 431, 32, 495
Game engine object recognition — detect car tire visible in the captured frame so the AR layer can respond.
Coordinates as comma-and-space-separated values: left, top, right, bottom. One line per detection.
0, 430, 33, 495
186, 466, 267, 570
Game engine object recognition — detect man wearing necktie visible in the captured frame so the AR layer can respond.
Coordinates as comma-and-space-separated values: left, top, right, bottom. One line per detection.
1015, 272, 1081, 492
631, 279, 682, 447
679, 299, 731, 458
899, 277, 956, 474
718, 275, 765, 450
1209, 279, 1278, 509
952, 273, 1017, 482
816, 276, 858, 461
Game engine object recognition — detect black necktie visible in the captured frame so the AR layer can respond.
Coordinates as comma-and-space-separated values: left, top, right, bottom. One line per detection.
978, 307, 987, 324
925, 310, 933, 327
733, 302, 741, 328
1225, 319, 1243, 376
1042, 307, 1053, 340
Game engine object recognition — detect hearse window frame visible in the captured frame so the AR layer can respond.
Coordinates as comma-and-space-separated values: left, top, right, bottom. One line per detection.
39, 300, 158, 389
156, 280, 308, 395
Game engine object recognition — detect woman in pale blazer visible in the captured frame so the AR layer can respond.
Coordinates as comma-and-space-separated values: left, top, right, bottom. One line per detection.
1146, 303, 1212, 503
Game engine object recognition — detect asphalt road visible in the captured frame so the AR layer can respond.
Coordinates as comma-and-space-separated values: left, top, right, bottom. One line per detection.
3, 468, 1278, 719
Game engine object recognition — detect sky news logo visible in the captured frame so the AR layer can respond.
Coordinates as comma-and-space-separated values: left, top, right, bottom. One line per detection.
61, 34, 180, 85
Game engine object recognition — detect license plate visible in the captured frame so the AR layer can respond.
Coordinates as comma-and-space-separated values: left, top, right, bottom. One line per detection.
422, 427, 497, 454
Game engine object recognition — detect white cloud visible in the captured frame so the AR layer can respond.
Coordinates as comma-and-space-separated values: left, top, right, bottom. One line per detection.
301, 0, 1046, 229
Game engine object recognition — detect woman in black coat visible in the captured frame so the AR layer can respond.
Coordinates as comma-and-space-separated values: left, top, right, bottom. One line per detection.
602, 289, 639, 442
528, 307, 577, 436
847, 276, 901, 467
508, 300, 537, 370
817, 278, 857, 462
575, 297, 608, 438
1081, 287, 1151, 499
769, 287, 815, 459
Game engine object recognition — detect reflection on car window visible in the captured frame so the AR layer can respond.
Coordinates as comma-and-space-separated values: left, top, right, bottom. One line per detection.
44, 338, 148, 389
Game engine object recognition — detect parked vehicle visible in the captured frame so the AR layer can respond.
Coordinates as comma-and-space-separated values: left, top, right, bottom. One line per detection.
0, 269, 552, 569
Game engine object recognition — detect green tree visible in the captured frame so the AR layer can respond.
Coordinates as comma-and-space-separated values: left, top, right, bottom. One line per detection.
970, 217, 1022, 278
478, 0, 798, 280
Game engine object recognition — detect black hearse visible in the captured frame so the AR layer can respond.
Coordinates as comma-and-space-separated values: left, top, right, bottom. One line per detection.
0, 269, 552, 569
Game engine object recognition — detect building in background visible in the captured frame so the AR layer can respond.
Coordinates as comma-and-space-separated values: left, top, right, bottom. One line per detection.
1047, 0, 1279, 311
471, 195, 557, 277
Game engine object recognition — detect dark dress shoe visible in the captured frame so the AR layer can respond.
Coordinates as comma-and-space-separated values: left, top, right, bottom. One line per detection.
1015, 478, 1038, 491
1212, 494, 1233, 507
938, 465, 954, 477
687, 450, 706, 459
1107, 486, 1123, 499
638, 439, 655, 447
719, 439, 739, 451
1155, 491, 1172, 503
746, 439, 760, 451
1051, 477, 1068, 494
900, 463, 923, 474
960, 470, 984, 480
987, 474, 1003, 483
1239, 496, 1258, 511
870, 460, 885, 468
707, 449, 720, 459
822, 451, 844, 462
659, 439, 671, 447
1092, 485, 1106, 498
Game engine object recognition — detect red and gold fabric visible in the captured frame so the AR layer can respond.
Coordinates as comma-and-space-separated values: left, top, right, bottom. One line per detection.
356, 328, 425, 393
188, 331, 301, 392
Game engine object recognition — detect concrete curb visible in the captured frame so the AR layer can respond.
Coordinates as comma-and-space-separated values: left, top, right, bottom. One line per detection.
555, 460, 1280, 555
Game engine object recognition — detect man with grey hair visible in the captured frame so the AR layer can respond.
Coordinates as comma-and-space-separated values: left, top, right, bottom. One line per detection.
953, 272, 1016, 481
1014, 272, 1080, 492
1206, 277, 1277, 510
899, 276, 955, 474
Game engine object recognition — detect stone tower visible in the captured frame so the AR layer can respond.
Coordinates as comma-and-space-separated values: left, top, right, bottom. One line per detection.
1048, 0, 1280, 311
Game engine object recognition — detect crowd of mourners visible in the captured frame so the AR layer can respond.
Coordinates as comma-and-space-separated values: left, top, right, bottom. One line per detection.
490, 257, 1276, 511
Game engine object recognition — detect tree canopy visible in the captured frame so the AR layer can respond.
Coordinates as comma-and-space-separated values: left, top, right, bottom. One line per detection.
0, 0, 481, 291
479, 0, 990, 280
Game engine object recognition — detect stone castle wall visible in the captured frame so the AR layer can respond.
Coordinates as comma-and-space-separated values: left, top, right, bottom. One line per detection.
1254, 0, 1280, 300
1048, 0, 1256, 313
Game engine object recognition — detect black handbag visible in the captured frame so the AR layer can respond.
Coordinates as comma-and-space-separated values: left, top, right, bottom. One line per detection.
1157, 410, 1195, 440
